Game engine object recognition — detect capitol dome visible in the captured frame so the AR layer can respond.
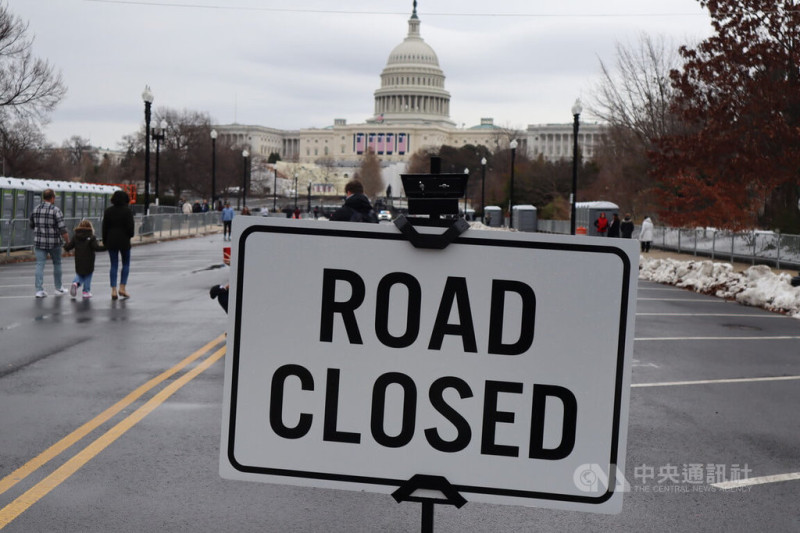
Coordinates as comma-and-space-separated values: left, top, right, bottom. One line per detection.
371, 2, 454, 126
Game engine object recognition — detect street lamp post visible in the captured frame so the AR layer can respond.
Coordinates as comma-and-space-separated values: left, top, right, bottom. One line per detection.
210, 129, 217, 209
463, 167, 469, 215
142, 85, 154, 216
151, 119, 166, 206
570, 99, 583, 235
293, 174, 298, 209
307, 182, 312, 212
480, 157, 487, 223
508, 139, 518, 229
241, 149, 249, 209
272, 165, 277, 212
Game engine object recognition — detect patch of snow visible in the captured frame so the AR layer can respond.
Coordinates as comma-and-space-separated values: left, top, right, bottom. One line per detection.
639, 256, 800, 319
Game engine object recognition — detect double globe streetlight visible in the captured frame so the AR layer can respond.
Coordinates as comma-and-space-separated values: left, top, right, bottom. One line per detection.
242, 149, 249, 209
142, 86, 154, 215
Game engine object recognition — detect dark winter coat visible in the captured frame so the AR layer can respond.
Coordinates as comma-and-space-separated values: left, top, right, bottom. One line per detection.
64, 228, 106, 276
102, 204, 135, 250
330, 193, 377, 222
620, 217, 635, 239
607, 217, 621, 238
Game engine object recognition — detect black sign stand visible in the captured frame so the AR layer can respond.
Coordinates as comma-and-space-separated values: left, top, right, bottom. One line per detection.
391, 157, 470, 531
392, 475, 468, 533
394, 156, 470, 250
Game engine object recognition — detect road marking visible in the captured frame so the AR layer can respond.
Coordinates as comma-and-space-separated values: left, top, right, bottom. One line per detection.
637, 298, 726, 302
636, 336, 800, 341
636, 313, 786, 318
633, 375, 800, 388
0, 333, 226, 498
0, 343, 226, 529
712, 472, 800, 489
632, 359, 660, 368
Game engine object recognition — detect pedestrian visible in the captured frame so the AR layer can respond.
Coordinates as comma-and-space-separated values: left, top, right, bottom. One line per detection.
313, 206, 319, 219
102, 189, 135, 300
639, 216, 654, 253
202, 199, 210, 212
241, 206, 251, 216
192, 201, 202, 213
620, 213, 634, 239
182, 200, 192, 215
594, 212, 609, 236
293, 206, 301, 219
607, 213, 621, 238
330, 179, 378, 223
221, 202, 234, 241
64, 219, 106, 299
31, 188, 70, 298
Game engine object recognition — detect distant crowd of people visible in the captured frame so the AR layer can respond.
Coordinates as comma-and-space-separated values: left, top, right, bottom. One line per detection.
593, 211, 654, 252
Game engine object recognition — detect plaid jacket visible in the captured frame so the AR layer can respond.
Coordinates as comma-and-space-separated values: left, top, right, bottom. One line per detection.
31, 202, 67, 249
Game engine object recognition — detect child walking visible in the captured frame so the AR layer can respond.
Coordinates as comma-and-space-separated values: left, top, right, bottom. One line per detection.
64, 220, 106, 299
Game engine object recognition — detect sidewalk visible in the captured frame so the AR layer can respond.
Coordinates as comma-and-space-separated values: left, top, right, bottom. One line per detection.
0, 227, 223, 265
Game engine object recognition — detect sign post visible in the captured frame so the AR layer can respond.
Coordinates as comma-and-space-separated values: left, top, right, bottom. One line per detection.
220, 216, 638, 526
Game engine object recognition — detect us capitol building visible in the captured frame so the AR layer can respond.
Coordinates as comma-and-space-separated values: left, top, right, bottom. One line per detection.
212, 2, 603, 198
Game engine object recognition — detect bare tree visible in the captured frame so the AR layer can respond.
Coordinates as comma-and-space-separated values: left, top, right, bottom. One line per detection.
0, 2, 66, 120
358, 149, 382, 197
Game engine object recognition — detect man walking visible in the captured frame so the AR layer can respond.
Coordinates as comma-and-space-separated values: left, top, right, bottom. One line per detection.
330, 179, 377, 223
31, 188, 70, 298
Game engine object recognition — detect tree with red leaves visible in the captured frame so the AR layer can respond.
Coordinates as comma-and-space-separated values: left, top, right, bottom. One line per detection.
652, 0, 800, 231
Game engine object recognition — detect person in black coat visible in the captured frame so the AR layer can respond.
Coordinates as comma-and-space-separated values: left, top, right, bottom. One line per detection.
64, 219, 105, 298
607, 213, 621, 238
102, 190, 135, 300
330, 179, 377, 223
620, 214, 635, 239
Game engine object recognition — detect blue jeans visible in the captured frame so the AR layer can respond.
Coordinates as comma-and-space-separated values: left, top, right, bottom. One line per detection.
72, 273, 94, 292
108, 248, 131, 287
35, 246, 63, 291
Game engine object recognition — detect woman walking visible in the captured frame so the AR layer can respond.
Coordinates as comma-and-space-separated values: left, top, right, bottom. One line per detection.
102, 190, 135, 300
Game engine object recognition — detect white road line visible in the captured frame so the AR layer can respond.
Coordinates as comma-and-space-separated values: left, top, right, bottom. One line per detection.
633, 375, 800, 388
636, 313, 786, 318
637, 298, 726, 302
712, 472, 800, 489
636, 336, 800, 341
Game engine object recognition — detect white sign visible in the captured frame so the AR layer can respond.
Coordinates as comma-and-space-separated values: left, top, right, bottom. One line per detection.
220, 218, 638, 514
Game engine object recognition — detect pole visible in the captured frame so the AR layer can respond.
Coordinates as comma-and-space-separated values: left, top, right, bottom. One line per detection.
211, 135, 217, 208
509, 142, 516, 229
154, 134, 161, 205
307, 182, 311, 212
294, 175, 298, 209
144, 101, 151, 216
273, 167, 277, 212
571, 112, 580, 235
480, 158, 486, 224
242, 154, 248, 208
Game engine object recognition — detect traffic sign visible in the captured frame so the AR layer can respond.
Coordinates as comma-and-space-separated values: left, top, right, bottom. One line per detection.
220, 218, 638, 514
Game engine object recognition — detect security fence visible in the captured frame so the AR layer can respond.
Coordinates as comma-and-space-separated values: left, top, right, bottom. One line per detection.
1, 212, 221, 258
537, 219, 800, 270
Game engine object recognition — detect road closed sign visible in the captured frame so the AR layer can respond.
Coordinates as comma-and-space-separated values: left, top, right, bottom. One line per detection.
220, 217, 638, 514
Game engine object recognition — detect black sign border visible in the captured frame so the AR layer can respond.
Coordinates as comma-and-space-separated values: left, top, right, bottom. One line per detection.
226, 223, 634, 506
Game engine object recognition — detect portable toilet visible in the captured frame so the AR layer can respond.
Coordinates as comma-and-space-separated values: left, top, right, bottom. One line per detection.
484, 206, 503, 227
575, 201, 619, 236
512, 205, 538, 232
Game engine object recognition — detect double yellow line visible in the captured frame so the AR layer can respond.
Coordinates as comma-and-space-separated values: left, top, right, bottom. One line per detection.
0, 334, 227, 529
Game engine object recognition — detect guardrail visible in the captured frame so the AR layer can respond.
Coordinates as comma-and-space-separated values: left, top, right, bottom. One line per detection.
1, 213, 221, 258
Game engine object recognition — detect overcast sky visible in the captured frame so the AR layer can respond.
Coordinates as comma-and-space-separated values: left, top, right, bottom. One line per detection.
11, 0, 714, 150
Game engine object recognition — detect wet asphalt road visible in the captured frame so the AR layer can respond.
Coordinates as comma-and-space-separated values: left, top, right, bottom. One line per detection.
1, 233, 799, 532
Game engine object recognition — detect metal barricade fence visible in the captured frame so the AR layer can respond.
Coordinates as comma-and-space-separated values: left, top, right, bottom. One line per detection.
2, 213, 221, 257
